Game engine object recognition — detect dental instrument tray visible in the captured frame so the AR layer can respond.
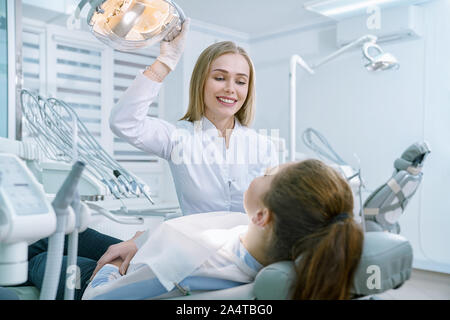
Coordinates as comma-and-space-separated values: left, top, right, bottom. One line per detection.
19, 89, 155, 204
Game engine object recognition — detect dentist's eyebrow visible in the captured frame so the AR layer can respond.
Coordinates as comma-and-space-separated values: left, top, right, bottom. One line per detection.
212, 69, 249, 78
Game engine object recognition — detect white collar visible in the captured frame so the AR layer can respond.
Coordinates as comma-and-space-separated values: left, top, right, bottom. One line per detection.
198, 116, 243, 132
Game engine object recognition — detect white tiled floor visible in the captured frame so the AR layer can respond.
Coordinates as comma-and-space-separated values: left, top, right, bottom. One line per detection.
375, 269, 450, 300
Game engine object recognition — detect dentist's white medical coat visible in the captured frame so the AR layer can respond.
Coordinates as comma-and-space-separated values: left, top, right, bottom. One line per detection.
110, 71, 278, 215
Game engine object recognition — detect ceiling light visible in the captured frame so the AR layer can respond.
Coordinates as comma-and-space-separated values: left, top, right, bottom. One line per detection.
304, 0, 433, 20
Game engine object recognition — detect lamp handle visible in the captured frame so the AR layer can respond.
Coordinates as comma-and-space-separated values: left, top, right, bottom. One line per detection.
170, 1, 186, 23
363, 42, 384, 63
74, 0, 104, 19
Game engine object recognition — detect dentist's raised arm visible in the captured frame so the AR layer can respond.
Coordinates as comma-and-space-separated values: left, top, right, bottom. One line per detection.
109, 19, 191, 160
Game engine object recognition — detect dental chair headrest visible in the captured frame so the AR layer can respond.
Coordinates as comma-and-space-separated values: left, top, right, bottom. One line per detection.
393, 141, 431, 173
252, 232, 412, 300
253, 261, 296, 300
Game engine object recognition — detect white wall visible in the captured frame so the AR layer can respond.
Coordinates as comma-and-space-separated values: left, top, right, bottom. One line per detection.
415, 0, 450, 272
250, 1, 450, 273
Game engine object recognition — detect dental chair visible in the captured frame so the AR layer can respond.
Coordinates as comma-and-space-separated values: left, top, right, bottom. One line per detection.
9, 231, 413, 300
167, 231, 412, 300
6, 142, 428, 300
167, 142, 430, 300
363, 142, 430, 234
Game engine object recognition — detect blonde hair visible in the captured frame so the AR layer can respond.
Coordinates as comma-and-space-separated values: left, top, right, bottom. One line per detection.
180, 41, 256, 126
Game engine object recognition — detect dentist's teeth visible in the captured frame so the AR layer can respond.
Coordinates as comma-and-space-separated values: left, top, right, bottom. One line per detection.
218, 97, 235, 104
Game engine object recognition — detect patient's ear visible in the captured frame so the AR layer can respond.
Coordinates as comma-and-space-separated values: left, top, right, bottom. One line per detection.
252, 208, 272, 228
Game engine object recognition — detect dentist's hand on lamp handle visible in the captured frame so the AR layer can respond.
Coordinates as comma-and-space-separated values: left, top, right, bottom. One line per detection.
91, 231, 145, 279
144, 18, 191, 83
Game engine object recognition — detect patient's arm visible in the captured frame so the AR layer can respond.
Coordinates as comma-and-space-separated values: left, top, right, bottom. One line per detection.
109, 258, 123, 268
83, 263, 164, 300
91, 231, 147, 279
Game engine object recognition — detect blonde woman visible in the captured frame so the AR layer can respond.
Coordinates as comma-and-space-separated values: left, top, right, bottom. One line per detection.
110, 19, 277, 215
100, 19, 278, 277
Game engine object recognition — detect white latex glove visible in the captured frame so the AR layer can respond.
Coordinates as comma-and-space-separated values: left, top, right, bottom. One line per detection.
157, 18, 191, 71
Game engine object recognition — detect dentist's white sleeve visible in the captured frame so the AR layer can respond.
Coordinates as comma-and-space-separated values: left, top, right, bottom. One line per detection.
109, 71, 176, 160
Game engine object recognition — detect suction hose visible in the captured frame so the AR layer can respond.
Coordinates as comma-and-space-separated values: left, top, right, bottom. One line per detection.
64, 194, 81, 300
40, 161, 85, 300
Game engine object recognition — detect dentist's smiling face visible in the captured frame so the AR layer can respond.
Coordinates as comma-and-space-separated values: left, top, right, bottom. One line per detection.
203, 53, 250, 123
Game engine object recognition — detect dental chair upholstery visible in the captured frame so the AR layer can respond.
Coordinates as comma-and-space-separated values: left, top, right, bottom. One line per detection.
9, 231, 412, 300
169, 231, 413, 300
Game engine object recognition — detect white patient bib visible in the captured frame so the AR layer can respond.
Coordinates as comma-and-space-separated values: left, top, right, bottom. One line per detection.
131, 212, 250, 291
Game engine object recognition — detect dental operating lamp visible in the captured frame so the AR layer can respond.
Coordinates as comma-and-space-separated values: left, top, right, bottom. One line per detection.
289, 34, 400, 162
74, 0, 186, 51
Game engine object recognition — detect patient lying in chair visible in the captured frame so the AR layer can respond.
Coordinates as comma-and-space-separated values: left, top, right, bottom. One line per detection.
83, 160, 364, 300
83, 222, 261, 299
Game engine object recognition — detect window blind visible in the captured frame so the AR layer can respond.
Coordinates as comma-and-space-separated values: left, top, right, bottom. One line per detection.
112, 49, 160, 163
51, 41, 103, 139
22, 29, 41, 94
21, 26, 45, 142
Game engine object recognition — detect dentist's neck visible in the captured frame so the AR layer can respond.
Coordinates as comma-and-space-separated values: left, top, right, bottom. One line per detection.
205, 113, 235, 138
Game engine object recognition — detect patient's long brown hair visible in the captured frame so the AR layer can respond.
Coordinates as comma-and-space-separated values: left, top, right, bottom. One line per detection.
262, 159, 364, 300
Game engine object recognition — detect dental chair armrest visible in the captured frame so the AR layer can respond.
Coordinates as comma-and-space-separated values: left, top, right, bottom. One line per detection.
167, 261, 295, 301
169, 283, 255, 300
172, 261, 296, 300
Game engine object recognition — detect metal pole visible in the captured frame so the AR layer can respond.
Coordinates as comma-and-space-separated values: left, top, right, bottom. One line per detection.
8, 0, 23, 141
289, 55, 315, 162
289, 56, 297, 162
